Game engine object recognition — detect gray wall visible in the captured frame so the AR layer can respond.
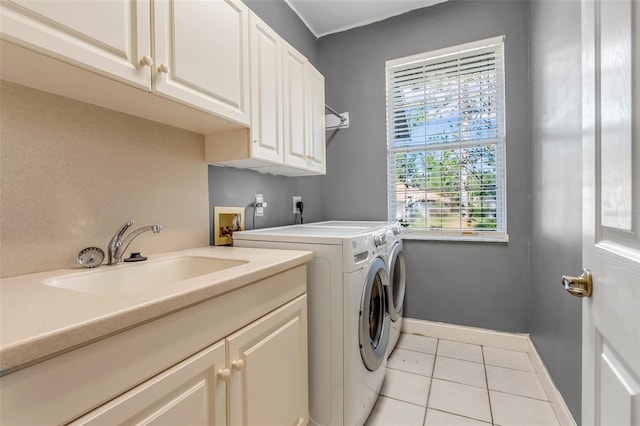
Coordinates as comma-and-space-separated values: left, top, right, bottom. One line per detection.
529, 0, 583, 421
318, 0, 531, 332
208, 167, 322, 243
208, 0, 321, 240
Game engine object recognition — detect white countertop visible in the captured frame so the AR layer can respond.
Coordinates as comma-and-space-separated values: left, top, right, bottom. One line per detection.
0, 246, 313, 374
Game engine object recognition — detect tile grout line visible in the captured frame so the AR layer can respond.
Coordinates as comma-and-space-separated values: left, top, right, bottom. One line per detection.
394, 333, 558, 425
397, 347, 536, 373
377, 394, 427, 409
418, 375, 487, 391
422, 338, 439, 426
488, 388, 552, 403
481, 345, 496, 426
427, 408, 493, 425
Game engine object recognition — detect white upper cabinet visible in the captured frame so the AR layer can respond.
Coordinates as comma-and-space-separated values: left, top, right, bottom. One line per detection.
1, 1, 325, 174
0, 0, 250, 128
153, 0, 250, 125
306, 63, 326, 174
282, 43, 309, 169
206, 10, 326, 176
249, 12, 283, 164
0, 0, 152, 90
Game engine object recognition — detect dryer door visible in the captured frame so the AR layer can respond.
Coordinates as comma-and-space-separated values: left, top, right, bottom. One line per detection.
359, 257, 391, 371
388, 242, 406, 322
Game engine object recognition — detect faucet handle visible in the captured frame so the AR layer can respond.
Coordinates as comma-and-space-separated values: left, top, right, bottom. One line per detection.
116, 219, 135, 239
109, 220, 134, 248
152, 225, 163, 233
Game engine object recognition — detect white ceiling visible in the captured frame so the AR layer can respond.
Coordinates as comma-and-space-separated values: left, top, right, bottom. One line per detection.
284, 0, 448, 38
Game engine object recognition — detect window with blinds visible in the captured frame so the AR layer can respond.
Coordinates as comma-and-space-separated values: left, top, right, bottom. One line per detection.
386, 36, 507, 240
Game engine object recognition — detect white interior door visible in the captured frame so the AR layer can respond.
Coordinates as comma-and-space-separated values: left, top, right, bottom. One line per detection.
580, 0, 640, 424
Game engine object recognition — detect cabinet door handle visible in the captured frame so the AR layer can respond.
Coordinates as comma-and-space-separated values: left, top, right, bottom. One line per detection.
217, 368, 231, 380
295, 417, 305, 426
231, 359, 245, 371
140, 55, 153, 67
158, 63, 170, 74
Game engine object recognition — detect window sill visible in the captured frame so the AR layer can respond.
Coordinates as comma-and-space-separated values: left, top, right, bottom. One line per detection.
401, 231, 509, 243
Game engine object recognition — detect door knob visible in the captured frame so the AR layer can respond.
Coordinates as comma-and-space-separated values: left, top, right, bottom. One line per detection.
562, 269, 593, 298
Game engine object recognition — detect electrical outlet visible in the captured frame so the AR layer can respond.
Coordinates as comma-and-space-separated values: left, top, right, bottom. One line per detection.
293, 196, 302, 214
255, 194, 265, 217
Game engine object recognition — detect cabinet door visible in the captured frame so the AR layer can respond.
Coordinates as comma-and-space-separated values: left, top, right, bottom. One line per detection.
0, 0, 152, 90
228, 295, 308, 426
70, 341, 227, 426
305, 64, 326, 174
249, 12, 283, 164
153, 0, 250, 125
282, 43, 309, 169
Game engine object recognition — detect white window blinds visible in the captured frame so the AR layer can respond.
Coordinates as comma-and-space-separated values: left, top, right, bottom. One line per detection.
386, 36, 507, 240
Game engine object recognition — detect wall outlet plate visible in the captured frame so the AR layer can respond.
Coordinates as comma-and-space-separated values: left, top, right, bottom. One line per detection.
293, 196, 302, 214
255, 194, 265, 217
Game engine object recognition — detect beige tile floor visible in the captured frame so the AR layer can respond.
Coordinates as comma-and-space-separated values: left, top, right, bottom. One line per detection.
365, 333, 560, 426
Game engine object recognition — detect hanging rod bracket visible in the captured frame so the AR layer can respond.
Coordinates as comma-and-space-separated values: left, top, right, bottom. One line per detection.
325, 104, 349, 130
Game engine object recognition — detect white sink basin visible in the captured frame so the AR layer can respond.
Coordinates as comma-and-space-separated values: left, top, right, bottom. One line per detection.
42, 256, 248, 295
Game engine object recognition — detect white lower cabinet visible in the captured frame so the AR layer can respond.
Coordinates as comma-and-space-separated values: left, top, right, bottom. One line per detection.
71, 295, 308, 426
228, 295, 308, 426
70, 341, 227, 426
0, 266, 308, 426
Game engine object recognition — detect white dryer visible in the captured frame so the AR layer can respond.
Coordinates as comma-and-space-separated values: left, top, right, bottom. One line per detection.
232, 224, 390, 426
384, 224, 406, 357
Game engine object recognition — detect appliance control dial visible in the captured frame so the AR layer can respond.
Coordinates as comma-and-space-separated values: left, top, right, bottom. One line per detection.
374, 233, 386, 247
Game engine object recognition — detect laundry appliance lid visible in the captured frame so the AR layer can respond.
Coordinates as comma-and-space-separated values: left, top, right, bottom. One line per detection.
233, 224, 379, 245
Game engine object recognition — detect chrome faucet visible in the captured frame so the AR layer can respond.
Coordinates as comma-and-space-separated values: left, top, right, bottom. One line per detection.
107, 219, 163, 265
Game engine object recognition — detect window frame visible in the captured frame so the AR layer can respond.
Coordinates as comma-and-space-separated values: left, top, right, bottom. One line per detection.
385, 36, 508, 242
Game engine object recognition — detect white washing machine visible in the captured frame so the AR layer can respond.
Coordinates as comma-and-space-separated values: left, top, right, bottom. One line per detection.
232, 224, 390, 426
384, 224, 406, 357
309, 221, 406, 358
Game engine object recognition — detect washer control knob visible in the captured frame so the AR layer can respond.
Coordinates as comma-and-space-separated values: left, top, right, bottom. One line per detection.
374, 233, 386, 247
393, 225, 401, 235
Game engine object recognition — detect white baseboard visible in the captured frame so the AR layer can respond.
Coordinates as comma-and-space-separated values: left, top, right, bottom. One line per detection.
402, 318, 529, 351
401, 318, 577, 426
527, 339, 578, 426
